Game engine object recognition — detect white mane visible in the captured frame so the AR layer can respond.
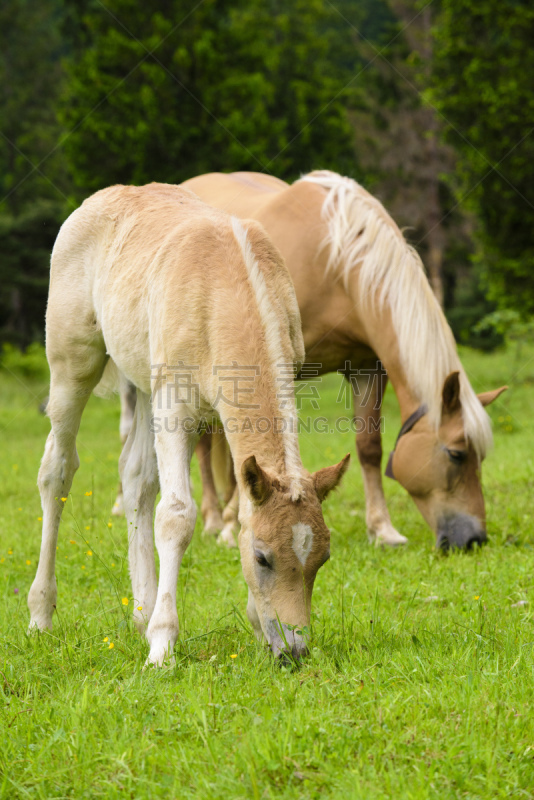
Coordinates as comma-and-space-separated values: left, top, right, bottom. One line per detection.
299, 170, 492, 458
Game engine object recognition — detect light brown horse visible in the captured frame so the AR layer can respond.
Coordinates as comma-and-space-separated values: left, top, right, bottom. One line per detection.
28, 183, 349, 664
182, 170, 506, 550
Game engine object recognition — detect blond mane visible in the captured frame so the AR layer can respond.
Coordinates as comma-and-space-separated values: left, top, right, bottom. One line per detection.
299, 170, 492, 458
231, 217, 304, 499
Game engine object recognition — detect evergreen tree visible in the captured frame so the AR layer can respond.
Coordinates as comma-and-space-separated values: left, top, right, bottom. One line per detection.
0, 0, 68, 346
433, 0, 534, 316
60, 0, 355, 193
347, 0, 461, 307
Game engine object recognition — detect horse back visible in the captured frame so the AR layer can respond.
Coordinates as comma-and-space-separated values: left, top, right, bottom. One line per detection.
47, 182, 303, 396
183, 173, 358, 365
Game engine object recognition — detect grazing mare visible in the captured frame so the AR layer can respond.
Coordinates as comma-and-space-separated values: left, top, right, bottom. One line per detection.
182, 171, 506, 550
28, 184, 349, 664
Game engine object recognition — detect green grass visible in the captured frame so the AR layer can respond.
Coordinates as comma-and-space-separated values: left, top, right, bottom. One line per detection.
1, 345, 534, 799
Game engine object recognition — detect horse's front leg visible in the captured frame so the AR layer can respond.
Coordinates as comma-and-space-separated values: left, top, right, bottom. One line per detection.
119, 390, 159, 632
146, 410, 197, 666
218, 484, 239, 548
353, 361, 407, 547
196, 432, 224, 534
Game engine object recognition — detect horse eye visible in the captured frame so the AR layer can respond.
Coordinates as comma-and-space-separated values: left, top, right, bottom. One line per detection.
448, 449, 467, 465
254, 550, 271, 569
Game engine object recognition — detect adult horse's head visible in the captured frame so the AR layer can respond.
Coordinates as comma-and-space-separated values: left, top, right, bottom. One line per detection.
237, 454, 349, 660
388, 372, 506, 550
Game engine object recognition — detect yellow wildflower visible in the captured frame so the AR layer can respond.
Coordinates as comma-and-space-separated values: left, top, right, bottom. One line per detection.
37, 517, 42, 521
85, 526, 90, 530
474, 595, 480, 600
111, 563, 115, 567
18, 507, 22, 511
85, 491, 92, 497
108, 642, 114, 650
8, 550, 13, 555
69, 540, 76, 545
103, 637, 109, 642
0, 558, 5, 564
107, 522, 112, 528
137, 606, 143, 611
81, 565, 85, 570
26, 560, 31, 565
86, 551, 92, 556
230, 654, 238, 659
122, 597, 129, 606
61, 497, 67, 502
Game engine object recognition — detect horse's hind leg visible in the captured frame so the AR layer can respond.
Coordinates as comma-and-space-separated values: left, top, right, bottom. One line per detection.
119, 390, 158, 632
28, 343, 107, 630
112, 379, 137, 516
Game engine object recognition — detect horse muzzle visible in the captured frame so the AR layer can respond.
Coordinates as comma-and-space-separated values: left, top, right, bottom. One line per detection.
437, 513, 487, 551
264, 619, 309, 662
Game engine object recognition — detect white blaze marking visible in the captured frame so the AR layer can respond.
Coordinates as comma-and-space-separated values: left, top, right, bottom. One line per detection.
292, 523, 314, 566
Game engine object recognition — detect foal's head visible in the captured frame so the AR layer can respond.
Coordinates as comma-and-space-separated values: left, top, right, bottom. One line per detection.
390, 372, 506, 550
237, 454, 350, 660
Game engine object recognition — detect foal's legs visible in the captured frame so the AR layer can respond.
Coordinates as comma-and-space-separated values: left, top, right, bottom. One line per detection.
219, 484, 239, 548
119, 390, 159, 632
353, 361, 407, 547
28, 348, 107, 630
112, 380, 137, 516
196, 432, 224, 534
145, 411, 197, 666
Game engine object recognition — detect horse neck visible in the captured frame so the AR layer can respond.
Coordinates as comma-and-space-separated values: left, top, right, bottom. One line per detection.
214, 365, 304, 495
346, 274, 429, 423
299, 173, 461, 428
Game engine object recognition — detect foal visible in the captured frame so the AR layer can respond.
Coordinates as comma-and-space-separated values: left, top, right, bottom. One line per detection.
28, 184, 348, 665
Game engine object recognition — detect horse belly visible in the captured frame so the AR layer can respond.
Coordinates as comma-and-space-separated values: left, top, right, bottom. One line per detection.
93, 258, 154, 393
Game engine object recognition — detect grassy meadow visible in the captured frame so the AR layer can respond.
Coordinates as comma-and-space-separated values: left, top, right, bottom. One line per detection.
0, 344, 533, 799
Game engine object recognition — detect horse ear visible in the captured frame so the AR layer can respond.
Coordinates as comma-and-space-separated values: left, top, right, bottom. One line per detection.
241, 456, 273, 506
312, 454, 350, 503
442, 372, 461, 413
477, 386, 508, 407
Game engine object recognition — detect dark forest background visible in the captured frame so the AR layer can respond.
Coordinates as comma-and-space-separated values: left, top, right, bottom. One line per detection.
1, 0, 533, 351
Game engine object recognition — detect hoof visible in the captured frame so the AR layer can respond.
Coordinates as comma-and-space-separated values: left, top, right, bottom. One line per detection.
28, 582, 56, 631
368, 525, 408, 547
203, 509, 224, 536
144, 637, 176, 669
28, 615, 53, 633
218, 523, 238, 548
143, 653, 176, 670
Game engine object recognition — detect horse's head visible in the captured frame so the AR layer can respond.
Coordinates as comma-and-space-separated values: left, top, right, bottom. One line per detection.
389, 372, 506, 550
237, 454, 349, 660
